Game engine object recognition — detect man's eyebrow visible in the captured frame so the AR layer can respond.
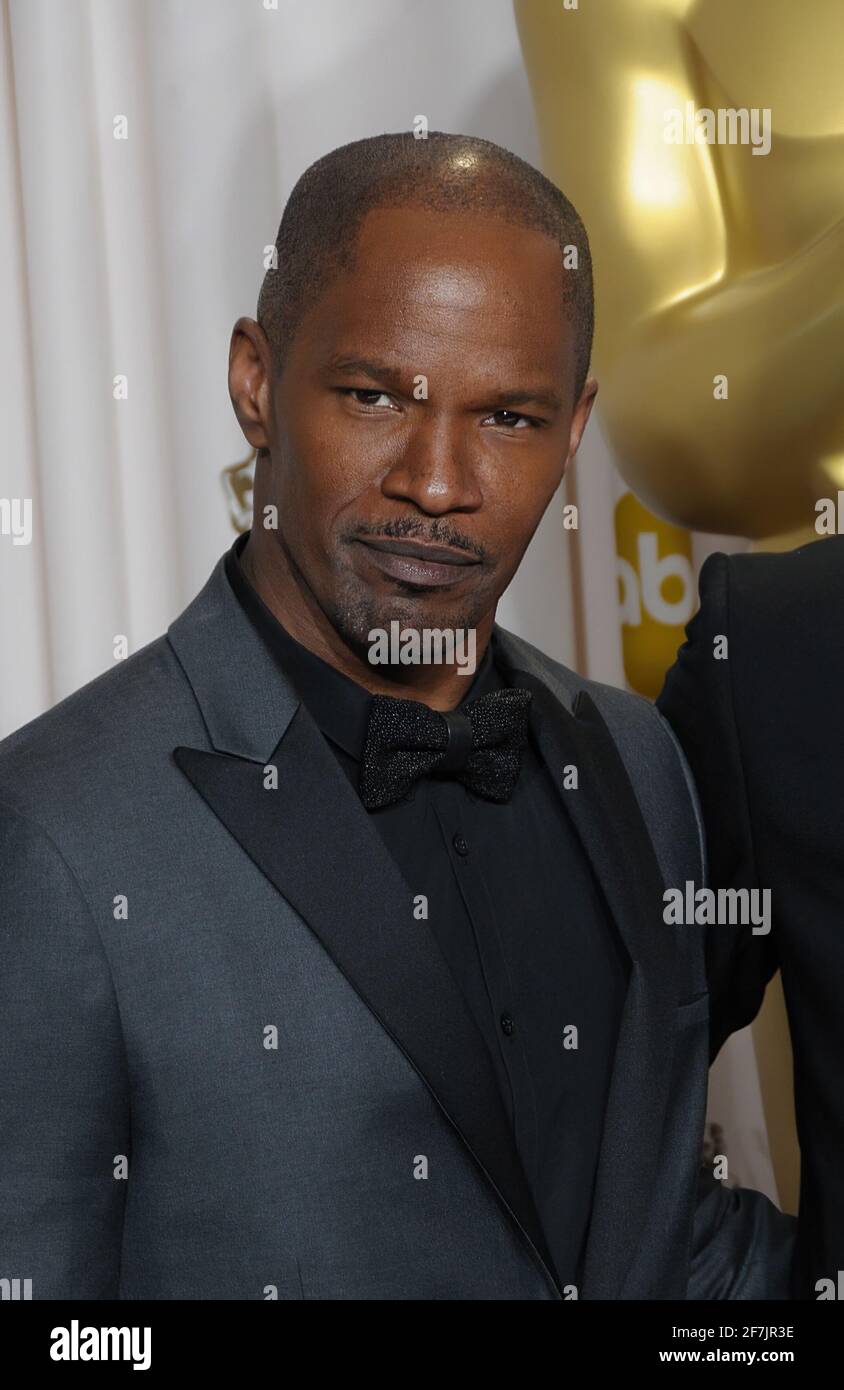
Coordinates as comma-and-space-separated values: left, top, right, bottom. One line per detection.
324, 356, 563, 412
488, 388, 563, 413
324, 355, 406, 387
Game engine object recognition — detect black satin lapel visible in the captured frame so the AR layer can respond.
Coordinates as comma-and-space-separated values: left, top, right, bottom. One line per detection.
516, 677, 679, 1299
173, 708, 561, 1297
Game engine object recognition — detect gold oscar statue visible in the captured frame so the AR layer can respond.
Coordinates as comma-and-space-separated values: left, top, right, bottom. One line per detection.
516, 0, 844, 542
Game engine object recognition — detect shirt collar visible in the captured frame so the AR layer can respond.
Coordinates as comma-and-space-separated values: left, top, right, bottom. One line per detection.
224, 531, 503, 763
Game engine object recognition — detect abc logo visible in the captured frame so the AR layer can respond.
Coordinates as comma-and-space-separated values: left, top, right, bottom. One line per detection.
615, 491, 695, 697
617, 533, 694, 627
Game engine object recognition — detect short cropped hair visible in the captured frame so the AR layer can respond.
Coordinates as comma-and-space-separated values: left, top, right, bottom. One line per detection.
257, 130, 594, 400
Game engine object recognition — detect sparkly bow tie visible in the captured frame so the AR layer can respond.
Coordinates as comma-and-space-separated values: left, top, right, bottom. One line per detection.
358, 686, 533, 810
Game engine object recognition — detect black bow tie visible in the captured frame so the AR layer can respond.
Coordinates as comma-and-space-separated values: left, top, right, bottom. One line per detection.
358, 686, 533, 810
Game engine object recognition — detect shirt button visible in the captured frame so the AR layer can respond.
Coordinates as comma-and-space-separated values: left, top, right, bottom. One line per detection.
500, 1013, 514, 1036
452, 833, 469, 857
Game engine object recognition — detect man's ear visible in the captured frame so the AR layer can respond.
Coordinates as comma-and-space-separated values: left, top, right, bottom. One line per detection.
228, 317, 274, 452
565, 376, 598, 468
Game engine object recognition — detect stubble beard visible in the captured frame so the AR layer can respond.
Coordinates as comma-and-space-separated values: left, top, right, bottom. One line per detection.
326, 566, 490, 665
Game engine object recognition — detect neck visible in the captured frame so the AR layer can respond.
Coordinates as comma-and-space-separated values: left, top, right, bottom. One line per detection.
241, 530, 495, 711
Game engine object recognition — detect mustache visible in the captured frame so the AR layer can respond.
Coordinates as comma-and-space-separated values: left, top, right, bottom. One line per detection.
347, 517, 488, 563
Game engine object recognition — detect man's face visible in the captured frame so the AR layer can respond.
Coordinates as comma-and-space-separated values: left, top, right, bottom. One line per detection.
254, 206, 594, 656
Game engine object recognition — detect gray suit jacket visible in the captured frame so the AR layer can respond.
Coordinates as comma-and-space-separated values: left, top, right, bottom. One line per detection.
0, 552, 792, 1299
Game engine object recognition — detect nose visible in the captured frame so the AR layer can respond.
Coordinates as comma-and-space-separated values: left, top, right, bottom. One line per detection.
379, 412, 483, 516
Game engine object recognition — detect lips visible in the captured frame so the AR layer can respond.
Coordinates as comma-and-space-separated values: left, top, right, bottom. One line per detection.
353, 536, 480, 589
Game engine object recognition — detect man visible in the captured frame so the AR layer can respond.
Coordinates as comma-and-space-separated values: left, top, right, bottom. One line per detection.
658, 535, 844, 1300
0, 132, 791, 1300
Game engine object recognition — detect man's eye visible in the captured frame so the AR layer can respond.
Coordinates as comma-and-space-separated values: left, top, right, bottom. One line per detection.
483, 410, 536, 430
344, 389, 396, 409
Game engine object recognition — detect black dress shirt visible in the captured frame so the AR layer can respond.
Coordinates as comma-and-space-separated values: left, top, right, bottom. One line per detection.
225, 531, 628, 1291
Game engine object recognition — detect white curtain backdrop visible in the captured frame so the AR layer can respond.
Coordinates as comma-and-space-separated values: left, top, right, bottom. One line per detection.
1, 0, 581, 733
0, 0, 776, 1203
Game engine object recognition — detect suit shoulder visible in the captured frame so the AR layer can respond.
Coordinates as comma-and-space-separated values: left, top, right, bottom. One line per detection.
0, 634, 193, 811
496, 627, 688, 772
496, 627, 703, 882
711, 535, 844, 623
496, 626, 659, 725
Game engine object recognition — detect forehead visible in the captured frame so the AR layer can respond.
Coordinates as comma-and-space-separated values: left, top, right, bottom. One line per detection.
293, 206, 573, 384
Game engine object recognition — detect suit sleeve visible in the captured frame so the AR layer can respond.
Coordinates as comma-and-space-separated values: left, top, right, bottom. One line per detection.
656, 552, 778, 1058
688, 1168, 795, 1299
0, 801, 130, 1298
